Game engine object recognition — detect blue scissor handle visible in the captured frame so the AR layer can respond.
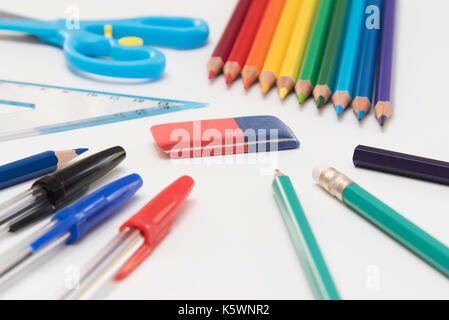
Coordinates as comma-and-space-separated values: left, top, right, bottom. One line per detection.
0, 15, 209, 79
63, 30, 166, 78
79, 16, 209, 49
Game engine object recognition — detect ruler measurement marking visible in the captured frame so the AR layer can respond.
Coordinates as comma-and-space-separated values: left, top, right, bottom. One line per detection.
0, 80, 208, 141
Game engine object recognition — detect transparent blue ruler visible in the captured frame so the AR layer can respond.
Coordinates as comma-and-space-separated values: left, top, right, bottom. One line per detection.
0, 80, 207, 141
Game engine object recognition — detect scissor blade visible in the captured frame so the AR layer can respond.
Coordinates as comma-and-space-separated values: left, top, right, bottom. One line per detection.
0, 20, 58, 38
0, 11, 31, 20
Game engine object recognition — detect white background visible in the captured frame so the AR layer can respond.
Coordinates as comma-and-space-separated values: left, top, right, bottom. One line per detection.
0, 0, 448, 300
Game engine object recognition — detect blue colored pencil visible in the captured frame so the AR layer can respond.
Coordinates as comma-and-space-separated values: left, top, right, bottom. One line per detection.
0, 148, 88, 190
353, 0, 384, 121
332, 0, 367, 116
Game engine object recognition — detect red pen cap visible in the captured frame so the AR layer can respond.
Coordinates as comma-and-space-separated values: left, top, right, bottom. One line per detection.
114, 175, 194, 280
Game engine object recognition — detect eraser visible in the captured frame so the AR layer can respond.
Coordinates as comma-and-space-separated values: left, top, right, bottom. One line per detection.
150, 116, 299, 158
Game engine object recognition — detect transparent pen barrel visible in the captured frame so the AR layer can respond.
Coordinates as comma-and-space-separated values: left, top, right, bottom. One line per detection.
0, 187, 48, 230
0, 223, 69, 289
61, 228, 144, 300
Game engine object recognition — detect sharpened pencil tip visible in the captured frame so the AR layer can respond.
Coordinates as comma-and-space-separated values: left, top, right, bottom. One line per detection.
208, 70, 215, 79
279, 88, 288, 100
379, 115, 387, 127
74, 148, 88, 155
298, 93, 306, 104
336, 105, 344, 117
274, 169, 285, 177
358, 111, 366, 122
316, 96, 325, 109
243, 78, 251, 90
225, 73, 232, 85
261, 82, 270, 94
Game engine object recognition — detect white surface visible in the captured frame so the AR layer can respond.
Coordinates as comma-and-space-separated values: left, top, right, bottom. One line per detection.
0, 0, 448, 300
312, 164, 330, 184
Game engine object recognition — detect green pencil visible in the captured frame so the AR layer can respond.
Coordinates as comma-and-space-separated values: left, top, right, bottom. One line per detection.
272, 170, 340, 300
312, 0, 349, 108
314, 165, 449, 278
295, 0, 335, 104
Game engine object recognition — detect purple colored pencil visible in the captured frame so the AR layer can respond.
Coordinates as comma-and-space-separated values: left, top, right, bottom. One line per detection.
374, 0, 396, 127
353, 145, 449, 186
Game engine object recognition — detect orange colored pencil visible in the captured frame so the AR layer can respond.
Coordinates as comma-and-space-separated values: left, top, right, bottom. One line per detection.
241, 0, 286, 89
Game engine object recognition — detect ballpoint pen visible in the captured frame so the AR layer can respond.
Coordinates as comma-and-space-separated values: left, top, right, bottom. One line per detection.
0, 173, 143, 288
272, 170, 340, 300
61, 175, 194, 300
314, 165, 449, 278
0, 148, 88, 190
0, 146, 126, 235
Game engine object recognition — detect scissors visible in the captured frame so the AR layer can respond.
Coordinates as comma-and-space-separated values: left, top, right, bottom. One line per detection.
0, 12, 209, 79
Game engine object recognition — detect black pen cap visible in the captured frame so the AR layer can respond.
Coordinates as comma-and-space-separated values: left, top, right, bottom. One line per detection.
8, 185, 88, 232
32, 146, 126, 207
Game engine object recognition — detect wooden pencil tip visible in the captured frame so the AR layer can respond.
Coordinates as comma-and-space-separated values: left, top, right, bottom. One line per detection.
379, 115, 387, 127
316, 96, 325, 109
357, 111, 366, 122
74, 148, 88, 155
225, 73, 232, 85
274, 169, 285, 177
261, 82, 270, 95
298, 93, 306, 105
336, 105, 344, 117
279, 88, 288, 100
243, 78, 251, 90
208, 70, 215, 79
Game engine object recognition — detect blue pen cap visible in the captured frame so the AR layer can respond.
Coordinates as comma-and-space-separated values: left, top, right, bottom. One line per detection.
29, 174, 143, 252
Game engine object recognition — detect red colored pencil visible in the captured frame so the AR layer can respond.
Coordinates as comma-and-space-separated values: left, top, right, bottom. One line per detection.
207, 0, 253, 79
223, 0, 270, 84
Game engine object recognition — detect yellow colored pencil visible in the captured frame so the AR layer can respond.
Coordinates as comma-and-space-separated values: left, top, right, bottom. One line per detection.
259, 0, 302, 95
277, 0, 319, 100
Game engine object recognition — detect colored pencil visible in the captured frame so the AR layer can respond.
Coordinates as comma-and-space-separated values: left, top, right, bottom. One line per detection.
295, 0, 335, 104
374, 0, 396, 126
207, 0, 252, 79
242, 0, 286, 89
0, 148, 88, 190
273, 170, 340, 300
353, 145, 449, 186
315, 166, 449, 279
313, 0, 349, 108
224, 0, 270, 85
332, 0, 366, 116
259, 0, 302, 95
277, 0, 319, 100
352, 0, 383, 121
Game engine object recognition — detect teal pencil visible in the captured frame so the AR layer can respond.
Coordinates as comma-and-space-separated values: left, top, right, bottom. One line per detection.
314, 165, 449, 278
272, 170, 340, 300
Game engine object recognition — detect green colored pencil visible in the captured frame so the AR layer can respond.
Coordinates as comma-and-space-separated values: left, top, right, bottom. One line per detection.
272, 170, 340, 300
312, 0, 349, 108
314, 166, 449, 278
295, 0, 335, 104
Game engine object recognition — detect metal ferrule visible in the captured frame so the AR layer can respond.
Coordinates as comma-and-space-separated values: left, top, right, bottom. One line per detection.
317, 167, 354, 202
